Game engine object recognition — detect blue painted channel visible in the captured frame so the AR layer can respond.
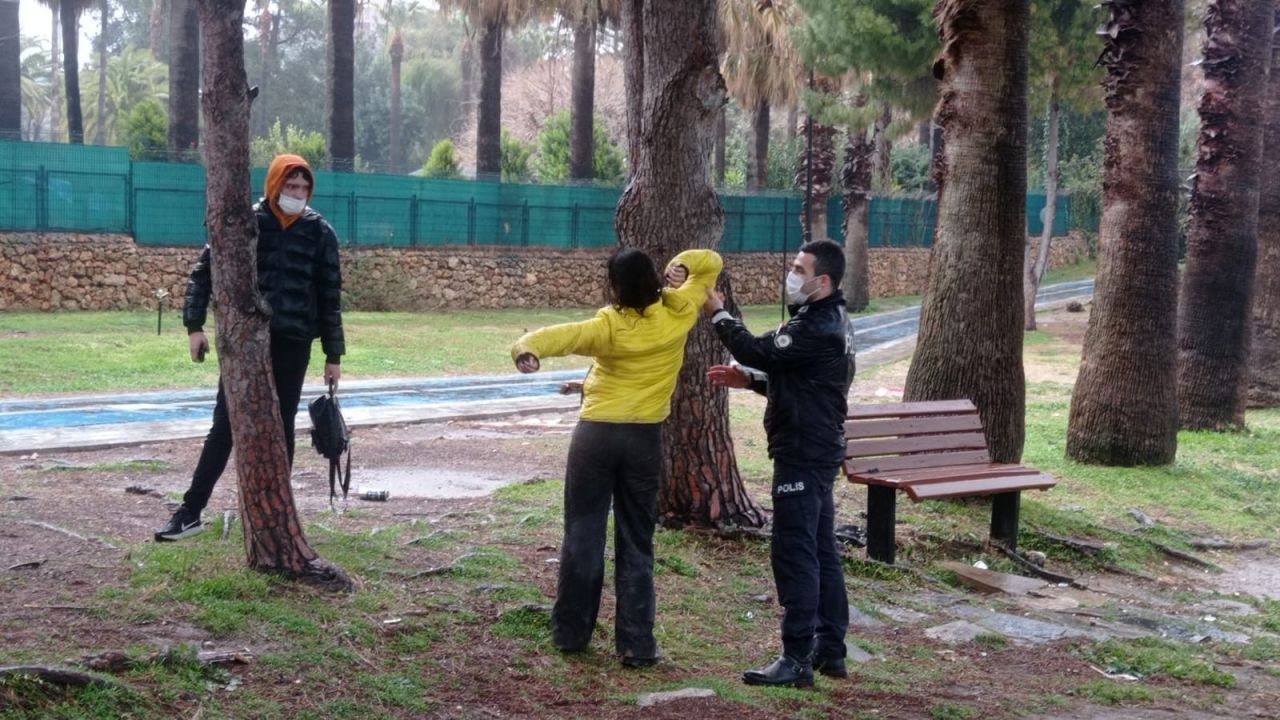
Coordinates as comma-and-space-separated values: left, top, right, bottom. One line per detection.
0, 279, 1092, 433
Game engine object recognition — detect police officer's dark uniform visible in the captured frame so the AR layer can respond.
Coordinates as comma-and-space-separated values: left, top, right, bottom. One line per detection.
710, 284, 855, 687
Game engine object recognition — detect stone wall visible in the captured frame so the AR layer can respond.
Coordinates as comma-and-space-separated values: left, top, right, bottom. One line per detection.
0, 231, 1091, 312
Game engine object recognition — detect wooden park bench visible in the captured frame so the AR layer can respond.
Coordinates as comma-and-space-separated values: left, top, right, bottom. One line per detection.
843, 399, 1056, 564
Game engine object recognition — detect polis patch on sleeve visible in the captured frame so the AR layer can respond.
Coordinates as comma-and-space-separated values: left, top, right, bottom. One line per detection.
774, 333, 792, 349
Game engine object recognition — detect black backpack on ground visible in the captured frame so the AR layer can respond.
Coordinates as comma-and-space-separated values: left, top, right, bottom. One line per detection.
309, 383, 351, 507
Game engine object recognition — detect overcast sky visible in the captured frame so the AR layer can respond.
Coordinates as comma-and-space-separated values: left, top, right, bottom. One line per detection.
18, 0, 101, 64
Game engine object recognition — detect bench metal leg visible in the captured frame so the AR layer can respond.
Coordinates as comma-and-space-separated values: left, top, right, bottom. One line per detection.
866, 485, 897, 564
990, 491, 1021, 551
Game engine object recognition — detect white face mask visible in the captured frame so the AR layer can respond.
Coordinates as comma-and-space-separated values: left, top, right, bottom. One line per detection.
277, 193, 307, 216
785, 271, 815, 305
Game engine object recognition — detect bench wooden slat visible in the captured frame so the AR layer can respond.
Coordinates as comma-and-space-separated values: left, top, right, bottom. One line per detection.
844, 414, 984, 439
905, 474, 1056, 501
854, 463, 1038, 487
846, 432, 989, 458
845, 449, 992, 475
845, 399, 977, 420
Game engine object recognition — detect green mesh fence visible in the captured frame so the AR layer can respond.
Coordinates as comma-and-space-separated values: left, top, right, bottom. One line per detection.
1, 140, 1073, 249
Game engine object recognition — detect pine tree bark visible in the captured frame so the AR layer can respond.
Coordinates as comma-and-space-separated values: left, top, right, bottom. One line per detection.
1025, 80, 1060, 332
168, 0, 200, 159
326, 0, 355, 171
1176, 0, 1271, 430
61, 0, 84, 144
570, 12, 597, 181
475, 16, 504, 179
0, 0, 19, 140
841, 127, 872, 312
616, 0, 765, 530
902, 0, 1029, 464
1250, 2, 1280, 408
1067, 0, 1183, 466
198, 0, 351, 590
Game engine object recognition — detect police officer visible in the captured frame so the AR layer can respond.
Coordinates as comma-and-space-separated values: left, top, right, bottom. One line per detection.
704, 239, 855, 688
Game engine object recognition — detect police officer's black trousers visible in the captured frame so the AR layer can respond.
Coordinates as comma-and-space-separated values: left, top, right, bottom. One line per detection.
551, 420, 662, 660
182, 336, 312, 515
770, 462, 849, 660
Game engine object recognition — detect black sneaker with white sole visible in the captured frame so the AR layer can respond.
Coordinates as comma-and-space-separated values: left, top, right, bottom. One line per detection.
154, 506, 204, 542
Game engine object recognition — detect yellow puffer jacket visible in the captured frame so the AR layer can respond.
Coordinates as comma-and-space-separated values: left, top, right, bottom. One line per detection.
511, 249, 723, 423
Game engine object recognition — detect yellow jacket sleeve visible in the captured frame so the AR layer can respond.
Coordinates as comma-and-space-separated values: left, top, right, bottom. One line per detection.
511, 310, 613, 361
664, 249, 723, 314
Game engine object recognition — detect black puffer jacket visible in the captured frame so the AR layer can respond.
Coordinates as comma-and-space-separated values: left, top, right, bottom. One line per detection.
183, 200, 345, 362
712, 292, 855, 468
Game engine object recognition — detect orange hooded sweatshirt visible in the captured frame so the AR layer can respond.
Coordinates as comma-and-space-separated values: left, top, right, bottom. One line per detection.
264, 154, 314, 230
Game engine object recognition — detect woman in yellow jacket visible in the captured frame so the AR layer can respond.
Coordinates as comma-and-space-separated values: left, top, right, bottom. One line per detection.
511, 246, 722, 667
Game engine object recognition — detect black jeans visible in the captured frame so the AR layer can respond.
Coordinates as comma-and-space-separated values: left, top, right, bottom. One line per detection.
770, 462, 849, 660
552, 420, 662, 659
181, 335, 312, 514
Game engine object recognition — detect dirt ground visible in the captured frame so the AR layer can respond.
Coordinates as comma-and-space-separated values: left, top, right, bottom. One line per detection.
2, 305, 1279, 718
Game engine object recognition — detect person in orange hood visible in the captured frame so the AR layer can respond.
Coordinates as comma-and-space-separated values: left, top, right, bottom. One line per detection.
155, 154, 346, 542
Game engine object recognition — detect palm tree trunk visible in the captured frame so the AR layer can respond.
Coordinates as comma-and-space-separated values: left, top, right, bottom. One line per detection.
390, 34, 404, 174
1025, 80, 1060, 332
786, 103, 797, 142
149, 0, 166, 59
1176, 0, 1272, 430
746, 100, 768, 190
902, 0, 1029, 464
0, 0, 19, 140
61, 0, 84, 144
1067, 0, 1184, 466
197, 0, 351, 590
1250, 3, 1280, 409
168, 0, 200, 159
327, 0, 356, 171
475, 16, 504, 179
251, 1, 273, 138
50, 4, 61, 141
617, 0, 765, 530
841, 127, 872, 312
570, 12, 596, 181
95, 0, 107, 144
796, 110, 836, 243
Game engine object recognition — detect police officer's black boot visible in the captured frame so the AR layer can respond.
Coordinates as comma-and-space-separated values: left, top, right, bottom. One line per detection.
741, 655, 814, 688
811, 652, 848, 678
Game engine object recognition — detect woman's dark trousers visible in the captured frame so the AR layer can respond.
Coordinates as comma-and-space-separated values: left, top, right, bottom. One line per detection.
181, 336, 312, 514
551, 420, 662, 660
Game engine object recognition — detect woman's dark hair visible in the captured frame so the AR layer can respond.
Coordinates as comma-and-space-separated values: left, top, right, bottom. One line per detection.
606, 247, 662, 314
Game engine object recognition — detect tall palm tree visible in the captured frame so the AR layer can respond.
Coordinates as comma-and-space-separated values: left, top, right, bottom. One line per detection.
383, 0, 421, 174
438, 0, 536, 178
328, 0, 356, 170
719, 0, 798, 190
555, 0, 620, 181
902, 0, 1030, 463
1176, 0, 1273, 430
0, 0, 20, 140
169, 0, 200, 159
94, 0, 108, 144
1067, 0, 1184, 465
41, 0, 95, 144
795, 74, 837, 242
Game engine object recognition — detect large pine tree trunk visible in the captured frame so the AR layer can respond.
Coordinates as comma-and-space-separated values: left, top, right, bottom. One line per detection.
617, 0, 765, 530
61, 0, 84, 144
1176, 0, 1271, 431
0, 0, 19, 140
1250, 3, 1280, 409
1067, 0, 1183, 466
1025, 81, 1060, 332
570, 12, 596, 181
841, 127, 872, 312
902, 0, 1029, 464
198, 0, 351, 590
389, 33, 404, 174
475, 16, 504, 179
168, 0, 200, 159
746, 101, 769, 190
95, 0, 107, 144
871, 102, 892, 192
327, 0, 355, 171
